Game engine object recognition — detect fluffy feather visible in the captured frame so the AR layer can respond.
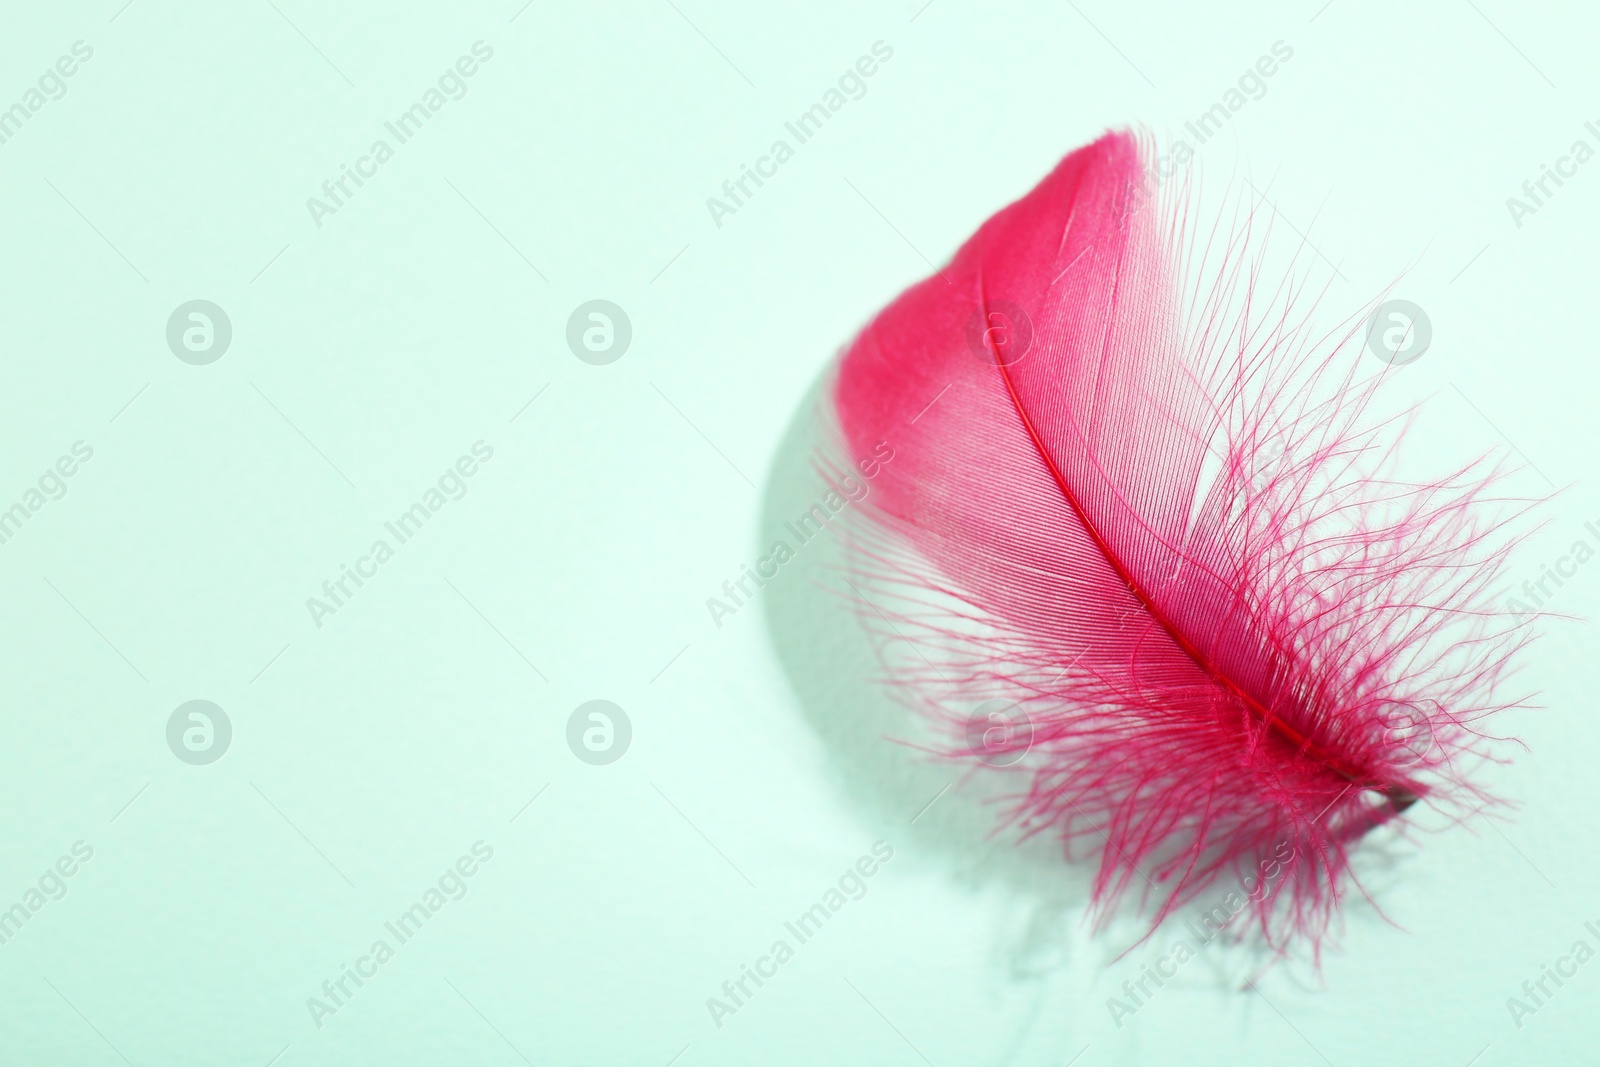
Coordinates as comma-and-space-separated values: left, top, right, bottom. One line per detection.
827, 129, 1531, 952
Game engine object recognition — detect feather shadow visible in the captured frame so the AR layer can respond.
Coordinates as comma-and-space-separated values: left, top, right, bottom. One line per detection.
761, 373, 1105, 977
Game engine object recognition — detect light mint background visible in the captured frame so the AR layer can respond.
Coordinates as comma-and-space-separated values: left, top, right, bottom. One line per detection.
0, 1, 1595, 1064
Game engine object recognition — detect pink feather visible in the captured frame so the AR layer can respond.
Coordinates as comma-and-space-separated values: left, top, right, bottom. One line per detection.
826, 129, 1531, 953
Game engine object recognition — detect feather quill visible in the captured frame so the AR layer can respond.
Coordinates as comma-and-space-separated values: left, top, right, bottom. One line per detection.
826, 129, 1530, 952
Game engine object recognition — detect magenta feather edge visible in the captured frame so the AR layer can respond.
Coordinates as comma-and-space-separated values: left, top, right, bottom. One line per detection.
824, 128, 1538, 959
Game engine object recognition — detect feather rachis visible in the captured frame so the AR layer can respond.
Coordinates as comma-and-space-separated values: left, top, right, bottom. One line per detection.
827, 128, 1535, 953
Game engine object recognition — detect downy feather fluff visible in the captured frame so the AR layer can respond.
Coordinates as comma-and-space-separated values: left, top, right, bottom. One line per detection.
827, 129, 1531, 952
